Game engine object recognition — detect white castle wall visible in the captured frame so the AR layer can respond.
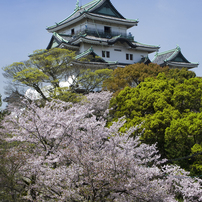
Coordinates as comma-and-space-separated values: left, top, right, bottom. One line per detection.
58, 20, 127, 36
86, 21, 127, 36
82, 43, 148, 64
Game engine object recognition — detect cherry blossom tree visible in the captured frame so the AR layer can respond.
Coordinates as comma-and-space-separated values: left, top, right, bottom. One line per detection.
1, 92, 202, 201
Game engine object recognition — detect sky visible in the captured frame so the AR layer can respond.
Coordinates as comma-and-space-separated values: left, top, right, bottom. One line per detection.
0, 0, 202, 108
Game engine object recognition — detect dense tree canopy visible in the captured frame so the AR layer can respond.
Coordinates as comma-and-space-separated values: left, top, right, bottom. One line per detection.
103, 63, 169, 95
1, 92, 202, 201
103, 64, 196, 96
165, 67, 196, 83
110, 74, 202, 173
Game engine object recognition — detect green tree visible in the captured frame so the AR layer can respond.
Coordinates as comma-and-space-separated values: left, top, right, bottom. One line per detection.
191, 143, 202, 176
103, 64, 196, 96
110, 75, 202, 171
30, 48, 76, 88
103, 63, 169, 96
3, 48, 77, 101
165, 112, 202, 173
166, 67, 196, 83
13, 66, 49, 100
50, 87, 85, 103
77, 68, 113, 93
3, 48, 112, 103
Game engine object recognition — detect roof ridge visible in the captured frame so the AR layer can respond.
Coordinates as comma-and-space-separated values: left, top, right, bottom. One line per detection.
168, 61, 199, 65
151, 48, 177, 63
134, 41, 160, 48
84, 0, 101, 11
75, 46, 95, 59
165, 48, 179, 61
156, 48, 177, 56
126, 18, 139, 22
107, 61, 118, 64
81, 0, 100, 9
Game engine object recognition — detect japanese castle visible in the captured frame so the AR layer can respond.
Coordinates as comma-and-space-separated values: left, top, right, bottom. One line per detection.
46, 0, 198, 69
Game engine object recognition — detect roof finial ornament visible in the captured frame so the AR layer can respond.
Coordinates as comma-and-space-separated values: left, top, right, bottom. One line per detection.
75, 0, 80, 10
176, 44, 181, 51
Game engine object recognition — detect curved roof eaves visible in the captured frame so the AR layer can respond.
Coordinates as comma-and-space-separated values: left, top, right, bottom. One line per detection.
108, 37, 137, 48
47, 0, 101, 30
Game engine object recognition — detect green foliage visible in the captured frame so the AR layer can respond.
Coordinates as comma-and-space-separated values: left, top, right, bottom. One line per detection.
191, 143, 202, 176
103, 63, 170, 96
166, 68, 196, 83
13, 67, 49, 85
110, 75, 202, 172
3, 48, 113, 104
50, 87, 85, 103
78, 68, 113, 93
103, 64, 196, 97
3, 48, 76, 101
30, 48, 76, 88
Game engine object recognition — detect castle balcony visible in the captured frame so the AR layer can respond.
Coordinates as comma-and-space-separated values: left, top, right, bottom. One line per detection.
72, 28, 134, 42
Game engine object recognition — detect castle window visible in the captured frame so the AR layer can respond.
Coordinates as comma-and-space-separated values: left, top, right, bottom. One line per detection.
102, 51, 105, 57
126, 54, 133, 60
102, 51, 110, 58
71, 28, 75, 35
104, 26, 111, 34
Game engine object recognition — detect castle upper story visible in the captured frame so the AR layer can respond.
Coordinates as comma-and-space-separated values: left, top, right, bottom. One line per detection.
45, 0, 198, 69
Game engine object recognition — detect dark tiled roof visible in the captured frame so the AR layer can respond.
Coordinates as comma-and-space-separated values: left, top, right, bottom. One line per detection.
133, 41, 160, 49
166, 61, 199, 69
108, 37, 137, 48
47, 33, 159, 52
71, 35, 159, 50
47, 0, 101, 30
87, 13, 137, 23
152, 46, 199, 69
84, 35, 108, 42
47, 0, 138, 30
152, 48, 177, 65
46, 32, 68, 49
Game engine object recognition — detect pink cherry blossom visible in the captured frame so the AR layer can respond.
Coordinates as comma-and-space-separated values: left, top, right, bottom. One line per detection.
1, 92, 202, 201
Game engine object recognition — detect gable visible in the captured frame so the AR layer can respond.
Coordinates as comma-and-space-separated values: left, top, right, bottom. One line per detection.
92, 0, 125, 19
47, 36, 60, 50
171, 52, 190, 63
51, 39, 59, 48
